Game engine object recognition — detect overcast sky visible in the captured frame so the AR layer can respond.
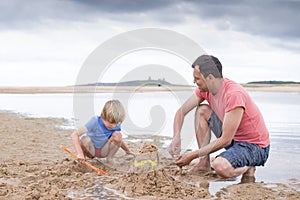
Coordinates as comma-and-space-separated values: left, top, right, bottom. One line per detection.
0, 0, 299, 86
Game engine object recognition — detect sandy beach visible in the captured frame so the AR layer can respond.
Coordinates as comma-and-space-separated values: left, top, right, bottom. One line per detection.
0, 111, 299, 199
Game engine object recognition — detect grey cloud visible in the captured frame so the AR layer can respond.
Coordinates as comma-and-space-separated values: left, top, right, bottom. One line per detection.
72, 0, 175, 13
0, 0, 299, 41
0, 0, 177, 29
0, 0, 82, 29
186, 0, 300, 40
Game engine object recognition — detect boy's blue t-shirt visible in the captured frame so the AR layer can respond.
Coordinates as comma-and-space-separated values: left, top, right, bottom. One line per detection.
85, 116, 121, 148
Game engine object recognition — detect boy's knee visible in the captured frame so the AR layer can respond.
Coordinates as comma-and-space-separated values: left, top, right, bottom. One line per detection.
80, 135, 92, 146
79, 136, 95, 158
110, 131, 122, 145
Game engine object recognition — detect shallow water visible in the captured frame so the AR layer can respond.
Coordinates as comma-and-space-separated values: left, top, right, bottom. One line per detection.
0, 91, 299, 196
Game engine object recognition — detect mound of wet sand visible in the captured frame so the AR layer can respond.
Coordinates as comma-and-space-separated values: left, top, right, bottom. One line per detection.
0, 159, 92, 199
1, 111, 299, 199
107, 143, 212, 199
107, 168, 212, 199
216, 181, 300, 200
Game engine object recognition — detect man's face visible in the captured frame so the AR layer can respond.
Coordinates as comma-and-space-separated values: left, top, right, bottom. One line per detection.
193, 65, 208, 92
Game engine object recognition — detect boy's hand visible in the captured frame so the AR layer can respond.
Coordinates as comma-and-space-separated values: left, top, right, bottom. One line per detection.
77, 154, 86, 162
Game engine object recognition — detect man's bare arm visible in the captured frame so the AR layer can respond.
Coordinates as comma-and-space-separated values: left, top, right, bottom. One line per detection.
175, 107, 244, 166
169, 93, 202, 156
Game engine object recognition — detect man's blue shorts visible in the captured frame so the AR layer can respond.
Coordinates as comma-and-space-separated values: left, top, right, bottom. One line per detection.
208, 111, 270, 168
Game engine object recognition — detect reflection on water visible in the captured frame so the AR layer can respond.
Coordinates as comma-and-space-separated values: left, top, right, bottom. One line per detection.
247, 92, 300, 183
0, 91, 299, 185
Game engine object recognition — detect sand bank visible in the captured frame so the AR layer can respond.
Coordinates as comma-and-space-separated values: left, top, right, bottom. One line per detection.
0, 84, 300, 94
0, 86, 193, 94
0, 111, 299, 199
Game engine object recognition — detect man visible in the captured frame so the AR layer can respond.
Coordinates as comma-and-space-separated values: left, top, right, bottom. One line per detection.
169, 55, 270, 179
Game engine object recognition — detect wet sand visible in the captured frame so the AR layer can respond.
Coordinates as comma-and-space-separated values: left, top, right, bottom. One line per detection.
1, 111, 299, 199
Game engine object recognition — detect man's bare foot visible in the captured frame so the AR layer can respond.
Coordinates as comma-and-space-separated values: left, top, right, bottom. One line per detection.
239, 166, 256, 183
187, 161, 211, 174
241, 175, 256, 183
243, 166, 256, 176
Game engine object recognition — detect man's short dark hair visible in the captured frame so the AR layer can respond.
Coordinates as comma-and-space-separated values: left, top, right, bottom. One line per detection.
192, 55, 223, 78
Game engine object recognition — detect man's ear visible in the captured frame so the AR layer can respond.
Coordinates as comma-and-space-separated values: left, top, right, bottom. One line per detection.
207, 74, 214, 80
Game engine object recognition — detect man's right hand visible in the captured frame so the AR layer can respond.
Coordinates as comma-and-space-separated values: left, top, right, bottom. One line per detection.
168, 136, 181, 157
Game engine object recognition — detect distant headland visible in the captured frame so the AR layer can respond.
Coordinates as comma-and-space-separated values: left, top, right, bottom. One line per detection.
76, 77, 190, 87
246, 80, 300, 85
0, 79, 300, 94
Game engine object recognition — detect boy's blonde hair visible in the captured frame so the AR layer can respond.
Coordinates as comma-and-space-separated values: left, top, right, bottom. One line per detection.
101, 100, 125, 124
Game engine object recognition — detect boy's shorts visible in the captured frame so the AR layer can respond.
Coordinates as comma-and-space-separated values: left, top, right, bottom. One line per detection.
95, 148, 102, 158
208, 111, 270, 168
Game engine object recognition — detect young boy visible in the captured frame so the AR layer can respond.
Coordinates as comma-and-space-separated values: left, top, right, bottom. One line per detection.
72, 99, 134, 165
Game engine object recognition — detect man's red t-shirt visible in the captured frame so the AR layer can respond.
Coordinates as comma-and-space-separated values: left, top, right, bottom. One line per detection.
195, 78, 270, 148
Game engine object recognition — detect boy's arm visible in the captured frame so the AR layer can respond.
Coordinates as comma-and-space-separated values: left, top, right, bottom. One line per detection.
71, 126, 88, 161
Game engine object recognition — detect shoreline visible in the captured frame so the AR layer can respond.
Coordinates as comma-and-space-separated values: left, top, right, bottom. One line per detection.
0, 85, 300, 94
